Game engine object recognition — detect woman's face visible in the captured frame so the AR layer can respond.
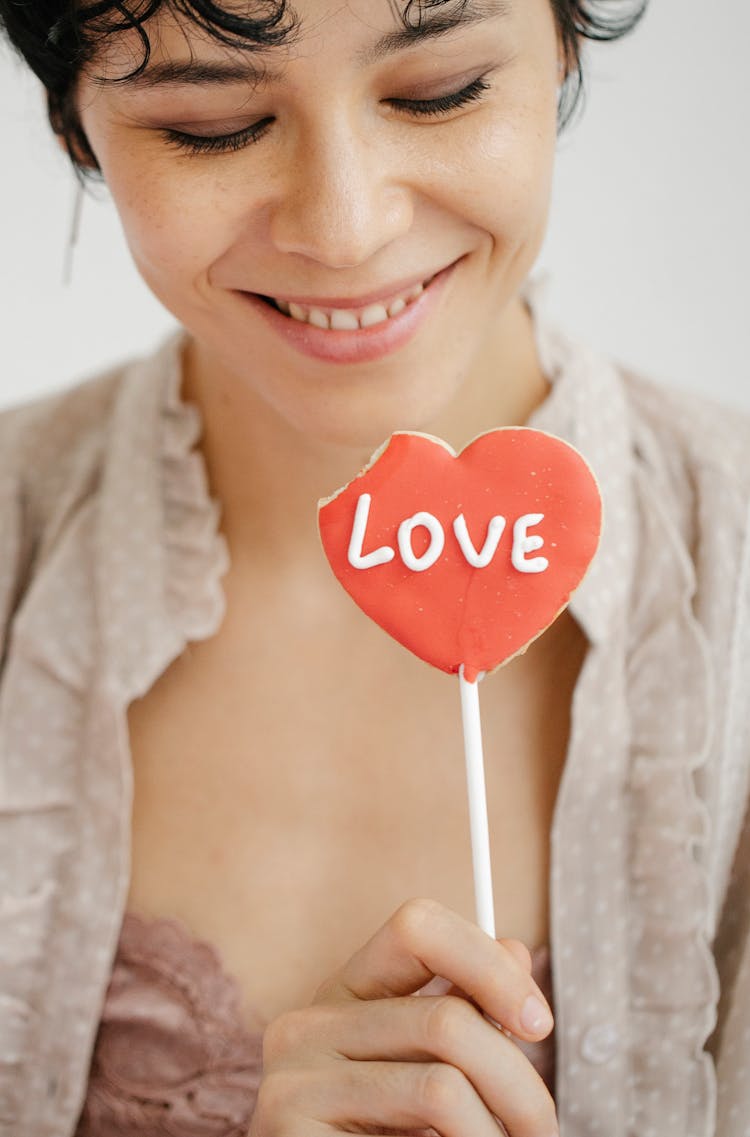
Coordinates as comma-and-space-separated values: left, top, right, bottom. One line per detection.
74, 0, 562, 445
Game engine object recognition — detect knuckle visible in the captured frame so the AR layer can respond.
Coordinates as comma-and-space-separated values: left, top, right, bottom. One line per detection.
423, 995, 475, 1051
391, 897, 442, 947
261, 1009, 309, 1066
311, 968, 352, 1005
417, 1061, 466, 1119
311, 972, 339, 1004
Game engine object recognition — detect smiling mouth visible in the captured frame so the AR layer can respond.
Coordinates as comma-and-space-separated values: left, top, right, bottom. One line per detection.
257, 274, 437, 332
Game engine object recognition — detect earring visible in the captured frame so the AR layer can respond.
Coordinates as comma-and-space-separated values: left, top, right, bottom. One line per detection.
62, 178, 85, 287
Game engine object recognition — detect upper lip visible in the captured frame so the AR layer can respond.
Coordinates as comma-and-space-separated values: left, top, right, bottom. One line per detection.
249, 263, 453, 310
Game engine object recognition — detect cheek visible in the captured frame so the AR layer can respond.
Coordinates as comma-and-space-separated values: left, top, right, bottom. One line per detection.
96, 139, 237, 288
481, 122, 554, 253
124, 176, 220, 281
423, 84, 557, 247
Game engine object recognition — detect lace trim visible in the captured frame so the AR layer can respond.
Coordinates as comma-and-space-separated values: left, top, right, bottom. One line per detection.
76, 914, 262, 1137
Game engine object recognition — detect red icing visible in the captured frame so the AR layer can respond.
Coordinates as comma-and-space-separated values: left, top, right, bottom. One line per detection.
318, 429, 602, 681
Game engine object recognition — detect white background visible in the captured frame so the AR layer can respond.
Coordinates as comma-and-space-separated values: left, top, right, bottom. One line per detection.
1, 1, 748, 411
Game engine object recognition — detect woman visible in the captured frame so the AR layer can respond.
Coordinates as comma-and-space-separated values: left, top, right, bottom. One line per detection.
1, 1, 748, 1134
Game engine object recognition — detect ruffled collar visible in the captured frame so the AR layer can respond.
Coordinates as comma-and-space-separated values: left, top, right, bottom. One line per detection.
95, 330, 230, 703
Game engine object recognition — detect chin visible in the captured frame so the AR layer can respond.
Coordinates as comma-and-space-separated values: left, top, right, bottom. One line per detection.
293, 398, 446, 456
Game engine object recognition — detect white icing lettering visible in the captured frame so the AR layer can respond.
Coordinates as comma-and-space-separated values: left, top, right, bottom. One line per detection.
346, 498, 551, 574
453, 513, 507, 568
511, 513, 549, 573
347, 494, 395, 569
397, 512, 445, 572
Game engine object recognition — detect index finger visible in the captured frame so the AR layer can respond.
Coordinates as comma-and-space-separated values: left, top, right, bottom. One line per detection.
313, 898, 553, 1042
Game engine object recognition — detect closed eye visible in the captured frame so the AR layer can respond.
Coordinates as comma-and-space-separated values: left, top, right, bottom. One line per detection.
389, 74, 491, 116
160, 117, 274, 155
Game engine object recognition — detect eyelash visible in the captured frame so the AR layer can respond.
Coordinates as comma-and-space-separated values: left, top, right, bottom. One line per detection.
161, 75, 491, 156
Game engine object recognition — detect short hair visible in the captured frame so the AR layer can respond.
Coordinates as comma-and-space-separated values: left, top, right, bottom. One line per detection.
1, 0, 647, 180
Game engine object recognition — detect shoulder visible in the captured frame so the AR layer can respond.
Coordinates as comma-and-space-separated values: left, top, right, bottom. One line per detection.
620, 365, 750, 509
0, 335, 180, 632
618, 365, 750, 645
0, 332, 184, 544
596, 364, 750, 597
0, 361, 124, 519
0, 364, 125, 635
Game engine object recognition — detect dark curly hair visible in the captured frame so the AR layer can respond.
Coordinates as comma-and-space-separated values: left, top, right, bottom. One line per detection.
1, 0, 647, 182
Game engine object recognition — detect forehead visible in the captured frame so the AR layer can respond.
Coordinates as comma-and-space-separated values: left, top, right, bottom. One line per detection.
84, 0, 517, 81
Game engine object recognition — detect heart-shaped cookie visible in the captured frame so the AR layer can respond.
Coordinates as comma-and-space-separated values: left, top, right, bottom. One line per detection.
318, 429, 602, 681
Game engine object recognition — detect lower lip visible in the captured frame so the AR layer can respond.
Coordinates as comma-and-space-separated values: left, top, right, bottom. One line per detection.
235, 263, 456, 365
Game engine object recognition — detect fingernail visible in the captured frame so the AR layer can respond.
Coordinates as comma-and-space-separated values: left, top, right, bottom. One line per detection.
520, 994, 554, 1035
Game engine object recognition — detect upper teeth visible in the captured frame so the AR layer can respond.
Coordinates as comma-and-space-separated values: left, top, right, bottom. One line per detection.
276, 281, 426, 329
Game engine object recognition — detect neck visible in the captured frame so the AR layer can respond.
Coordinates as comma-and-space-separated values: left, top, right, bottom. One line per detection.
180, 292, 549, 577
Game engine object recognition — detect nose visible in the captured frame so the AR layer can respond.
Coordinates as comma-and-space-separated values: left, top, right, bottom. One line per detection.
269, 119, 414, 268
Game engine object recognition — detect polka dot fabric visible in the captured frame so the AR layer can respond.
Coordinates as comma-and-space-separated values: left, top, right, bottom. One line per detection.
0, 278, 749, 1136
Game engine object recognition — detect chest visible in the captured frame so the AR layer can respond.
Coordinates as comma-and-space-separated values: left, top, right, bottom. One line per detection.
126, 608, 584, 1025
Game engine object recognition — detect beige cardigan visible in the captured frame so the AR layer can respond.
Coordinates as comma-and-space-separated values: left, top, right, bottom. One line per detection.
1, 287, 749, 1135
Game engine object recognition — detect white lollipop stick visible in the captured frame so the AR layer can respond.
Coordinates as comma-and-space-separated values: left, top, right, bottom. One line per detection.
458, 665, 495, 939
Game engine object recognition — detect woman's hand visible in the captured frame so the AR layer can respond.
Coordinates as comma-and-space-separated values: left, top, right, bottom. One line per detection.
248, 897, 558, 1137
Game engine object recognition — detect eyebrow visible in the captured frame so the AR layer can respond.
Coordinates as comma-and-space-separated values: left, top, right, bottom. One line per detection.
99, 58, 278, 91
360, 0, 511, 65
107, 0, 511, 90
